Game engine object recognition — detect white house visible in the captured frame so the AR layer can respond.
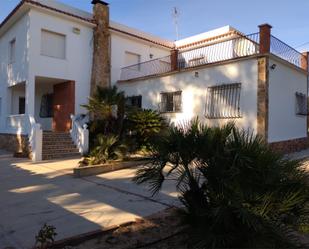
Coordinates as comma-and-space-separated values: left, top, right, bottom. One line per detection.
0, 0, 308, 161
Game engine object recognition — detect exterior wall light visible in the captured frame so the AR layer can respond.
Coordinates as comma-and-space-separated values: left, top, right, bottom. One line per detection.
270, 63, 277, 70
194, 71, 199, 77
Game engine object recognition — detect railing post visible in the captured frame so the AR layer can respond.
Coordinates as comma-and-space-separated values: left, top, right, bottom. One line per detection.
259, 23, 272, 54
82, 124, 89, 155
301, 52, 309, 71
171, 49, 179, 71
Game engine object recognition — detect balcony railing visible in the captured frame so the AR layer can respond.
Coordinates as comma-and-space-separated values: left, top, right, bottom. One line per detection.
120, 32, 306, 81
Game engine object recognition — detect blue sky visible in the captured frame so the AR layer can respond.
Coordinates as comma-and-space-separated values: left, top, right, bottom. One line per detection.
1, 0, 309, 51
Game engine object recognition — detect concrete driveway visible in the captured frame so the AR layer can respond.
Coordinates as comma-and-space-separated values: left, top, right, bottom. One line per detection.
0, 153, 178, 249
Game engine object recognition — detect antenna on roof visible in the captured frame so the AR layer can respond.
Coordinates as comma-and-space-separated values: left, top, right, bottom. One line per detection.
172, 7, 180, 40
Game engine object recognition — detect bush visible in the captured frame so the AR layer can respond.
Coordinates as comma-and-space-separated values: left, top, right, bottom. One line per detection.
126, 109, 167, 150
134, 118, 309, 248
82, 134, 127, 165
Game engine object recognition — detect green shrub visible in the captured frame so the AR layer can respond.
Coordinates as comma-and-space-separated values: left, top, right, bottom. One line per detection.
83, 134, 127, 165
35, 223, 57, 249
126, 109, 167, 150
134, 118, 309, 248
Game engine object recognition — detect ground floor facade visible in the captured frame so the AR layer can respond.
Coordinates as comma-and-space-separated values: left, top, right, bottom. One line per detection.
118, 54, 309, 153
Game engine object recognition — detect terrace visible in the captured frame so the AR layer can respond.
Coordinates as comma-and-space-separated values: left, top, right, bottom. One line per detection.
120, 24, 308, 82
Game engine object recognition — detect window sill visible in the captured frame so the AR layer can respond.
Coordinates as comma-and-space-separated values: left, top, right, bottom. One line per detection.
205, 116, 242, 119
40, 53, 66, 60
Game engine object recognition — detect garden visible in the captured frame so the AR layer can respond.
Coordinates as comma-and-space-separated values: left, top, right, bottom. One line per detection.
67, 86, 309, 248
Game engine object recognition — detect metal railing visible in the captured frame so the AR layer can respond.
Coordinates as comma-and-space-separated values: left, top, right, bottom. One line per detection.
120, 55, 172, 81
270, 35, 305, 69
120, 32, 306, 81
178, 33, 260, 70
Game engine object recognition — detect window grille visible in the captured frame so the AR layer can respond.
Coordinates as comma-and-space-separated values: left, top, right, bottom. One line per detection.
126, 95, 142, 108
160, 91, 182, 113
205, 83, 241, 118
295, 92, 307, 115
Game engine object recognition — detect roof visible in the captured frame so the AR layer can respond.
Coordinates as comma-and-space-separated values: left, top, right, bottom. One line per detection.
0, 0, 243, 50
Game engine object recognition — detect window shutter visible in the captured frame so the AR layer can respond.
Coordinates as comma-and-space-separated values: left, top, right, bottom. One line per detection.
41, 30, 66, 59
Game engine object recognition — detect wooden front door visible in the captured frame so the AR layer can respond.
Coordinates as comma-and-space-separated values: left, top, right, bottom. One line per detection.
53, 81, 75, 132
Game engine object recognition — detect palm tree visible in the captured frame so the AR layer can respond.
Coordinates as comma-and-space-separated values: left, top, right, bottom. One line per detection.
134, 118, 309, 248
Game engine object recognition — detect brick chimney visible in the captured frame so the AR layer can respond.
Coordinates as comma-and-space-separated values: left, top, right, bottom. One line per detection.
259, 23, 272, 54
90, 0, 111, 96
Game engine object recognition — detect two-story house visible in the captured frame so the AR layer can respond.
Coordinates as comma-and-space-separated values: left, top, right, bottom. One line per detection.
0, 0, 308, 161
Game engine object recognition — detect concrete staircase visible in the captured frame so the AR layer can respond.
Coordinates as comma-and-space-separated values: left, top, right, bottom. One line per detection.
42, 131, 81, 160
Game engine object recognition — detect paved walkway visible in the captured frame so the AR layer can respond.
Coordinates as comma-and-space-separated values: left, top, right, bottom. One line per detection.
0, 155, 178, 249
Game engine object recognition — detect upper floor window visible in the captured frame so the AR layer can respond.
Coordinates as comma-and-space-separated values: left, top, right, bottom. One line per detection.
125, 51, 141, 70
160, 91, 182, 113
9, 38, 16, 64
41, 30, 66, 59
295, 92, 307, 115
205, 83, 241, 119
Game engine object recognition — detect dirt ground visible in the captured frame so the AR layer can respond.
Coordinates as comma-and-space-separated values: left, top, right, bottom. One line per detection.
53, 157, 309, 249
55, 208, 189, 249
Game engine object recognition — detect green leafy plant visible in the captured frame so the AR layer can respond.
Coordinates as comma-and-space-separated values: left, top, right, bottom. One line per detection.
83, 134, 127, 165
134, 118, 309, 248
126, 109, 167, 149
35, 223, 57, 249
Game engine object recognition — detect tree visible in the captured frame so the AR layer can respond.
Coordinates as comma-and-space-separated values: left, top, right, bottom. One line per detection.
134, 118, 309, 248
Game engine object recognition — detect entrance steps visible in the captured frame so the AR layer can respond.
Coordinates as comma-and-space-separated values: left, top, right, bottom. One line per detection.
42, 131, 80, 160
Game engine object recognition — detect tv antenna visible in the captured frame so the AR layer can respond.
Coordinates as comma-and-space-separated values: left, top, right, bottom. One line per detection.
172, 7, 180, 40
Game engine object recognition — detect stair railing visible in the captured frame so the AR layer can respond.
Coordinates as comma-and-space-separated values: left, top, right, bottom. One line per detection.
70, 114, 89, 155
28, 115, 42, 162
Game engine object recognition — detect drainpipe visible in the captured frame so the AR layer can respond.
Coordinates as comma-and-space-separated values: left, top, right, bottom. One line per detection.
90, 0, 111, 97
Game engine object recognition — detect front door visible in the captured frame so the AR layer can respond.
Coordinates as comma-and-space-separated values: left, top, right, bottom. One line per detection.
53, 81, 75, 132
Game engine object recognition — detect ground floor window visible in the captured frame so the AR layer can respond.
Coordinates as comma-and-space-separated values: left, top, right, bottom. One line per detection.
40, 94, 53, 118
160, 91, 182, 113
126, 95, 142, 108
19, 97, 25, 114
205, 83, 241, 119
295, 92, 307, 115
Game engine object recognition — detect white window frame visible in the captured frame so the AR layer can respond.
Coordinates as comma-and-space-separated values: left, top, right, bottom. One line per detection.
41, 29, 66, 59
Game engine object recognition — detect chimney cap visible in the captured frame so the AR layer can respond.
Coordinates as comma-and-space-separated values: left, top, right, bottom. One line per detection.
258, 23, 272, 29
91, 0, 109, 6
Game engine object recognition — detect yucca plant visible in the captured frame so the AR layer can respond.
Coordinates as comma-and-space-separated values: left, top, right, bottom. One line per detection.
84, 134, 127, 165
134, 118, 309, 248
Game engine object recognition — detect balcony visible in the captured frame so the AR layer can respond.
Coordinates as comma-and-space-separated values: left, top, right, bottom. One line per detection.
120, 31, 307, 82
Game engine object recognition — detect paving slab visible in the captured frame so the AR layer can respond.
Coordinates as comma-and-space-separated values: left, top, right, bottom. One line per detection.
0, 157, 178, 249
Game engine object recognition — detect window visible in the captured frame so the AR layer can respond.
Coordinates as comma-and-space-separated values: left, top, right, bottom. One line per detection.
295, 92, 307, 115
126, 95, 142, 108
9, 38, 16, 63
205, 83, 241, 119
124, 51, 141, 69
41, 30, 66, 59
19, 97, 25, 114
40, 94, 53, 118
160, 91, 182, 113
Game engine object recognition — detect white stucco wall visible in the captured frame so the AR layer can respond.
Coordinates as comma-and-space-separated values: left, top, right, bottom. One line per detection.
0, 13, 30, 132
28, 9, 94, 116
268, 57, 308, 143
118, 58, 258, 132
111, 32, 170, 85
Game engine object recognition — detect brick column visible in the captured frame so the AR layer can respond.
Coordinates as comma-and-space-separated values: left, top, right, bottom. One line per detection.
301, 52, 309, 71
302, 52, 309, 136
259, 24, 272, 54
90, 0, 111, 96
171, 49, 179, 71
257, 57, 269, 141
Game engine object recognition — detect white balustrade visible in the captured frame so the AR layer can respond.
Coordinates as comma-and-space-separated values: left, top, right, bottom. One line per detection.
70, 114, 89, 155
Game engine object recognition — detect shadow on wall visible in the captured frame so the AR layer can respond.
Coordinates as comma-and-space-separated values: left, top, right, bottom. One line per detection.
120, 58, 258, 132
